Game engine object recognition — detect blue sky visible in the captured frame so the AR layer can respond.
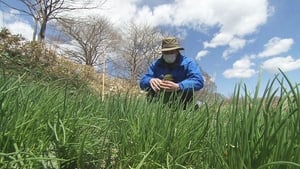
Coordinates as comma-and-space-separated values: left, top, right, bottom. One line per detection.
1, 0, 299, 97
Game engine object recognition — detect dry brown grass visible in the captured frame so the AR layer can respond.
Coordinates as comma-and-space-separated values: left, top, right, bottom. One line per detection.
1, 28, 144, 98
47, 57, 145, 97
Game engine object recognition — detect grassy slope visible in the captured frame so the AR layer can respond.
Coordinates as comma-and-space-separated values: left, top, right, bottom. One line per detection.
0, 74, 211, 168
0, 52, 299, 168
1, 71, 300, 168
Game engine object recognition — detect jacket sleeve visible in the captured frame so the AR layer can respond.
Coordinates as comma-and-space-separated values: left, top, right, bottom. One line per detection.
139, 63, 155, 91
178, 60, 204, 91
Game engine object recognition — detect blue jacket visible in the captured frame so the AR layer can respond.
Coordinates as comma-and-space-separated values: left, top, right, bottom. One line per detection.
140, 54, 204, 92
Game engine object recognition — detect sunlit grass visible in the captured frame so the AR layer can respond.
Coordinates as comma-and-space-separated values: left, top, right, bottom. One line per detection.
0, 72, 299, 168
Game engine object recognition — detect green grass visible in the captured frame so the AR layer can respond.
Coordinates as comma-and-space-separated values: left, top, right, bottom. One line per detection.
0, 72, 299, 169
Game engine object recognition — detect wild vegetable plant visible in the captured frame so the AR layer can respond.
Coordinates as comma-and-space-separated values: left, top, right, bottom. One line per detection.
0, 71, 299, 169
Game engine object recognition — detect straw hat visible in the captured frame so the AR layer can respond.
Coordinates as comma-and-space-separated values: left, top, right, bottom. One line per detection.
161, 37, 184, 52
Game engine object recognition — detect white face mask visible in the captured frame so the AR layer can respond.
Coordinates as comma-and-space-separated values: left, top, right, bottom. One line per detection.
163, 53, 177, 63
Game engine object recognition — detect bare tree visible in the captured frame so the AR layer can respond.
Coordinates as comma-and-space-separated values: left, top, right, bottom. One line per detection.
196, 68, 225, 102
58, 16, 120, 66
0, 0, 106, 41
115, 22, 162, 83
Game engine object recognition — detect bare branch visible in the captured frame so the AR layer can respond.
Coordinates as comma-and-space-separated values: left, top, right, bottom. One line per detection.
116, 22, 163, 82
0, 0, 107, 41
57, 16, 120, 66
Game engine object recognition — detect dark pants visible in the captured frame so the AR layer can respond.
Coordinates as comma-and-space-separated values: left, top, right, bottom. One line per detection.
147, 90, 194, 109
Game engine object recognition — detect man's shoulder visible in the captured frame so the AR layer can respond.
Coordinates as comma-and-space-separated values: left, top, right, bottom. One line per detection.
180, 55, 196, 64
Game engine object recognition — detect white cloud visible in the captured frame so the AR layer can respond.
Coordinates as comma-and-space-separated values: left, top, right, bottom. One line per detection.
222, 37, 246, 59
63, 0, 270, 35
196, 50, 209, 61
6, 21, 33, 40
261, 56, 300, 73
62, 0, 139, 27
142, 4, 174, 26
203, 33, 246, 59
170, 0, 218, 28
204, 33, 233, 48
216, 0, 269, 36
0, 10, 33, 40
258, 37, 294, 58
1, 0, 271, 57
57, 0, 271, 62
223, 58, 257, 78
99, 0, 138, 24
201, 0, 270, 58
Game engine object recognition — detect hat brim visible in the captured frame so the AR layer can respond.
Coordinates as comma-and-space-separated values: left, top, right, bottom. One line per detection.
161, 47, 184, 52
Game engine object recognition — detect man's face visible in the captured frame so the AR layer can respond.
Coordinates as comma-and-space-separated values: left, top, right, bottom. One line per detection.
162, 50, 178, 63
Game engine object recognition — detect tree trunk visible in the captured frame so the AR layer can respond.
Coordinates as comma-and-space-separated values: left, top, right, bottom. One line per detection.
32, 18, 38, 41
38, 19, 47, 41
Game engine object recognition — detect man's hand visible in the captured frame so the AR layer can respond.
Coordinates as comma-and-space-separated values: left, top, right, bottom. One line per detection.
150, 78, 163, 92
160, 80, 180, 92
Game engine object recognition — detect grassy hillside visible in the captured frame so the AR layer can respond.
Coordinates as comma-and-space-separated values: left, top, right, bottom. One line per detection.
1, 28, 300, 168
0, 28, 142, 98
1, 68, 300, 169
